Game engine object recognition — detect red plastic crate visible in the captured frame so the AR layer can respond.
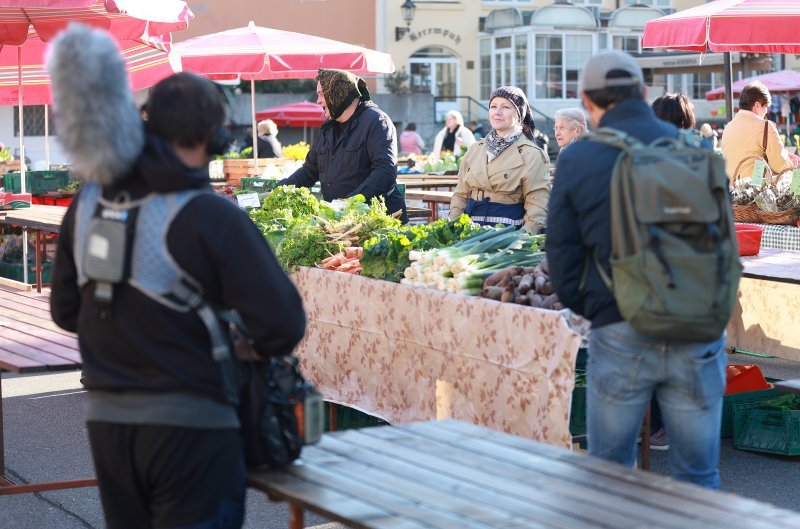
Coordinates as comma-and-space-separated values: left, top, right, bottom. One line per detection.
726, 364, 770, 395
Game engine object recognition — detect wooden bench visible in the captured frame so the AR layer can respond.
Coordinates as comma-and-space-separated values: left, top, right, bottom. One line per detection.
0, 205, 67, 292
0, 285, 89, 491
248, 419, 800, 529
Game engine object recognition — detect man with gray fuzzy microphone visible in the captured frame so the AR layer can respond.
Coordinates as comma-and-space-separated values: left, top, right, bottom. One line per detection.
48, 24, 306, 529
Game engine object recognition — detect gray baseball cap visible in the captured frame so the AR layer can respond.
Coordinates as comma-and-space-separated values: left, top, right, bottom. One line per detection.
581, 50, 643, 92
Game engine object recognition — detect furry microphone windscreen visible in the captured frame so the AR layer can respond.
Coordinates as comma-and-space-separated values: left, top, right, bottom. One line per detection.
46, 23, 144, 186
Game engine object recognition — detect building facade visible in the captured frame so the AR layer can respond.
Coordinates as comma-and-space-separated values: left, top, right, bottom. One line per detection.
384, 0, 777, 125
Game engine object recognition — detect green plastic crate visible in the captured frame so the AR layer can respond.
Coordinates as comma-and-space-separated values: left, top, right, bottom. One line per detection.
0, 261, 52, 284
733, 407, 800, 456
323, 402, 387, 432
3, 171, 69, 195
240, 177, 280, 192
721, 378, 784, 438
569, 369, 587, 437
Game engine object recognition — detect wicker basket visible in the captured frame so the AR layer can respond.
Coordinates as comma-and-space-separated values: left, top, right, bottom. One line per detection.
733, 204, 761, 223
758, 208, 800, 225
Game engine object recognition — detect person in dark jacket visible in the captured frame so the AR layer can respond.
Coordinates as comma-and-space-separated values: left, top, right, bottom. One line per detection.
243, 118, 283, 158
278, 68, 407, 222
546, 50, 727, 489
47, 27, 305, 529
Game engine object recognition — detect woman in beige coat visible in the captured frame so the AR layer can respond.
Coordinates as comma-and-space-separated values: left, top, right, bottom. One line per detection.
448, 86, 550, 233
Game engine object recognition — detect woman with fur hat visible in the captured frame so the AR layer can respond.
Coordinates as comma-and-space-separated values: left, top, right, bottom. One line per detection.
448, 86, 550, 233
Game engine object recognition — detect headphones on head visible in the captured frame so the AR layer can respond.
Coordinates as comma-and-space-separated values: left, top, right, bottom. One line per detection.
206, 125, 232, 156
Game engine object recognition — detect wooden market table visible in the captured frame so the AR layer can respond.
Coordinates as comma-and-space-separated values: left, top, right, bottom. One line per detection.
0, 285, 91, 492
0, 205, 67, 293
403, 190, 454, 221
727, 248, 800, 361
249, 419, 800, 529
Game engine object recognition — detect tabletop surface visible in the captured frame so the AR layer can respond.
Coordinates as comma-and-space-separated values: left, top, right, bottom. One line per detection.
0, 205, 68, 233
249, 419, 800, 529
740, 247, 800, 283
0, 286, 79, 373
404, 189, 454, 203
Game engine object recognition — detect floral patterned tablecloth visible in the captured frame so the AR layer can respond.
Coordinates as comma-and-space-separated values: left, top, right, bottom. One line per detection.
290, 267, 583, 448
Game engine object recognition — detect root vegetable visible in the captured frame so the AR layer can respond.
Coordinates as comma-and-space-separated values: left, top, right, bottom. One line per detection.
518, 274, 534, 294
540, 281, 554, 295
481, 286, 505, 301
515, 295, 528, 305
540, 258, 549, 274
512, 275, 522, 286
500, 286, 517, 303
540, 293, 559, 310
534, 275, 547, 293
484, 267, 515, 287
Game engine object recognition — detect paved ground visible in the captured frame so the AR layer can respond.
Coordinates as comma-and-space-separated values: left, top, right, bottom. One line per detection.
1, 350, 799, 529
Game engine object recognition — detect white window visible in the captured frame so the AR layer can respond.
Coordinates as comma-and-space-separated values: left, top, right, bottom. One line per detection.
13, 105, 54, 137
478, 33, 529, 100
612, 34, 641, 54
534, 33, 594, 99
570, 0, 602, 5
624, 0, 671, 8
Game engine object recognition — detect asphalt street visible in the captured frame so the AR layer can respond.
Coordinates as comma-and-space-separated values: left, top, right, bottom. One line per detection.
1, 351, 799, 528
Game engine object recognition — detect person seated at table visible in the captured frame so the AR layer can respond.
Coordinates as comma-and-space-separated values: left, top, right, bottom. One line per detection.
431, 110, 475, 159
722, 81, 800, 184
554, 108, 587, 152
399, 122, 425, 155
243, 119, 282, 158
448, 86, 550, 234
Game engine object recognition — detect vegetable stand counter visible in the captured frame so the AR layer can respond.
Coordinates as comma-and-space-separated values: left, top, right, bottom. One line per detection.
288, 266, 583, 448
0, 205, 67, 292
728, 248, 800, 361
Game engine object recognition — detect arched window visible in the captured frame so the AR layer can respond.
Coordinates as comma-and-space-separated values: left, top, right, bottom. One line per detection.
408, 46, 459, 100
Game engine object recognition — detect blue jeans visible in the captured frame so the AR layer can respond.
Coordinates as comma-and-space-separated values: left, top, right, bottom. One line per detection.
587, 321, 727, 489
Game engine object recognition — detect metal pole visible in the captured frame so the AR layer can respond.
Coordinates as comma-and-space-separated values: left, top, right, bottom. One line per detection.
18, 47, 28, 286
44, 104, 49, 170
251, 78, 259, 175
724, 52, 734, 123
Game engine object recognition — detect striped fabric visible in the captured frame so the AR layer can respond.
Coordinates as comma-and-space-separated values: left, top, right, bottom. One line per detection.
467, 215, 524, 227
0, 0, 192, 45
0, 29, 174, 105
643, 0, 800, 54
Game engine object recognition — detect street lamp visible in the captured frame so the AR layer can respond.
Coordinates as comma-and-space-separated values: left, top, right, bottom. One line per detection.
395, 0, 416, 41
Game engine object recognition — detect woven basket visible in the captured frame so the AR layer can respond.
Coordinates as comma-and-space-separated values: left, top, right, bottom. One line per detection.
733, 204, 761, 223
758, 208, 800, 225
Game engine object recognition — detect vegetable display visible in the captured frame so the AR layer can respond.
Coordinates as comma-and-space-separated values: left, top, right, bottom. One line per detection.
480, 258, 564, 310
319, 247, 362, 274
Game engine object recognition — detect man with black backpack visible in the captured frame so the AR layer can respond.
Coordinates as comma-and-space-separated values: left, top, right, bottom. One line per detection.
547, 50, 741, 489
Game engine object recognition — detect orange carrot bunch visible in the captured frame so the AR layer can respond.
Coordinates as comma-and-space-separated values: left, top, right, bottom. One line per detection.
318, 247, 363, 274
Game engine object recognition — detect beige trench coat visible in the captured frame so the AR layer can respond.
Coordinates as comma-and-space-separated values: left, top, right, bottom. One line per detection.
448, 135, 550, 233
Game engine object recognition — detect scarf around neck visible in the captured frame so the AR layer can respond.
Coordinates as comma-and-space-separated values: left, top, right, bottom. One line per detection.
485, 126, 523, 162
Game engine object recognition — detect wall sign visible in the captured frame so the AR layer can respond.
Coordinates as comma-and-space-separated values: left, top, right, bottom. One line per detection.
409, 27, 462, 45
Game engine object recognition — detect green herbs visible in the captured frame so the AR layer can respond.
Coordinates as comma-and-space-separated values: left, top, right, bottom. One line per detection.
249, 186, 320, 229
275, 221, 342, 269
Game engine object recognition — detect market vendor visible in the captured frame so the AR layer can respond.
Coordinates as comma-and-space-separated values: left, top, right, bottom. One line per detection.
722, 81, 800, 183
278, 68, 407, 222
448, 86, 550, 233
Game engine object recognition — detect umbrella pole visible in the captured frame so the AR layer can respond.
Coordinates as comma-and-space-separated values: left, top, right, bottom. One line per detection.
44, 104, 49, 170
724, 52, 734, 123
251, 78, 258, 175
18, 46, 28, 286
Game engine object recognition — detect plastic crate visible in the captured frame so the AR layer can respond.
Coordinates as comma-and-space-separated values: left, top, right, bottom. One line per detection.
3, 171, 69, 195
240, 177, 280, 192
0, 261, 52, 284
323, 402, 387, 432
721, 379, 784, 438
569, 372, 587, 437
726, 364, 770, 395
733, 407, 800, 456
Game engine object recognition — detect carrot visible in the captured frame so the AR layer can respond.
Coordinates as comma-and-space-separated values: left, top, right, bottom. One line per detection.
344, 247, 362, 259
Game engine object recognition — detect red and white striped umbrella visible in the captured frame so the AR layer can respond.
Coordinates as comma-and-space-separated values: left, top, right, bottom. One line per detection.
0, 29, 174, 106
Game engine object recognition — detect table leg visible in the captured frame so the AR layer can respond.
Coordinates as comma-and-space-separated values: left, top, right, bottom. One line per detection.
329, 402, 338, 432
0, 373, 5, 481
427, 201, 438, 221
35, 231, 43, 293
289, 504, 304, 529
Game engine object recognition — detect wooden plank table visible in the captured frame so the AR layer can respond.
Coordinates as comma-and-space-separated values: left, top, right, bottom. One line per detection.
0, 205, 67, 293
404, 190, 454, 221
249, 419, 800, 529
0, 286, 89, 491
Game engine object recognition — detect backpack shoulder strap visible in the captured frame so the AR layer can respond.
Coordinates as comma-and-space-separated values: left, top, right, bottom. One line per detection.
580, 127, 642, 152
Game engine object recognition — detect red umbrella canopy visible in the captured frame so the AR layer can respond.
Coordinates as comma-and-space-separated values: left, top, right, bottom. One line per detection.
255, 101, 326, 127
705, 70, 800, 101
169, 21, 395, 80
0, 0, 192, 45
643, 0, 800, 53
0, 30, 175, 105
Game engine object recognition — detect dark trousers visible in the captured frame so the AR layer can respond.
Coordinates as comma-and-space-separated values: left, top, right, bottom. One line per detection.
87, 422, 246, 529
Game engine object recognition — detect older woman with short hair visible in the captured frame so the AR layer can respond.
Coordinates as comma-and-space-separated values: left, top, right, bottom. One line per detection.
554, 108, 587, 149
431, 110, 475, 159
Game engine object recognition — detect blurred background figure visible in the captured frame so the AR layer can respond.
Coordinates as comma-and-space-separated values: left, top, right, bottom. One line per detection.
652, 92, 711, 151
432, 110, 475, 159
469, 120, 485, 140
554, 108, 587, 151
399, 122, 425, 155
245, 119, 282, 158
700, 123, 719, 149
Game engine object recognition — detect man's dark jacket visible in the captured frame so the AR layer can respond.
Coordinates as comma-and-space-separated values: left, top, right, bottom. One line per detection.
546, 99, 678, 328
279, 100, 407, 221
50, 134, 307, 403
